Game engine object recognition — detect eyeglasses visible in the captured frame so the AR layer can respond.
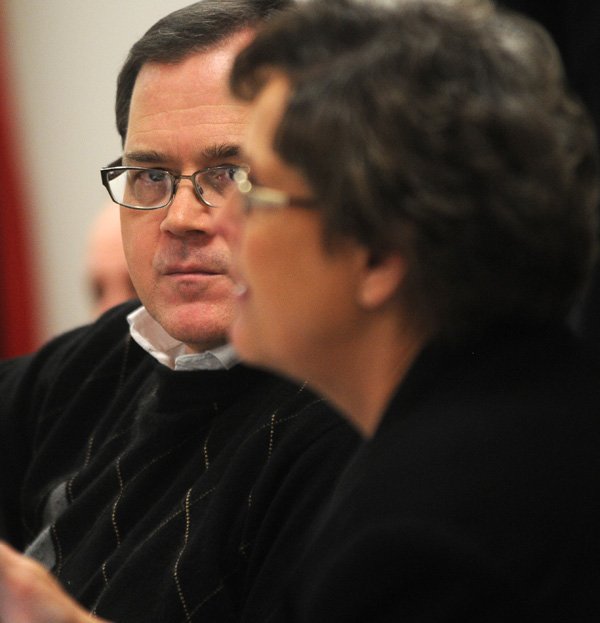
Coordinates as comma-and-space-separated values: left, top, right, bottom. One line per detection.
100, 164, 248, 210
233, 169, 318, 214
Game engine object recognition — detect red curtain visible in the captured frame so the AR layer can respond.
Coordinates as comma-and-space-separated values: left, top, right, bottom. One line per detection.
0, 8, 40, 357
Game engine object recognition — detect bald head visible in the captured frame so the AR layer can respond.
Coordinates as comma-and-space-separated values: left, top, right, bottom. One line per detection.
86, 200, 137, 318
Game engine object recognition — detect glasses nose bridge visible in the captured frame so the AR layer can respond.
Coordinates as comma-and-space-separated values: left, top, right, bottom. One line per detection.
171, 172, 207, 207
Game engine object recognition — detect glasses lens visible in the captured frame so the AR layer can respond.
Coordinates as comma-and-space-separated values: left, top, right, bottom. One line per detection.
107, 168, 172, 209
194, 166, 240, 207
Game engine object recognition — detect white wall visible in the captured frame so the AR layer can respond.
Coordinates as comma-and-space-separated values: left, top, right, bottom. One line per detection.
4, 0, 187, 341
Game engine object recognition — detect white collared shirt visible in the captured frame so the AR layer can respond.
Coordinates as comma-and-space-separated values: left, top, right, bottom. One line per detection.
126, 306, 238, 371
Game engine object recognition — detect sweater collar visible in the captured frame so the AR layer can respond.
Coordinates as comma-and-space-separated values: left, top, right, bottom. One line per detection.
126, 305, 238, 370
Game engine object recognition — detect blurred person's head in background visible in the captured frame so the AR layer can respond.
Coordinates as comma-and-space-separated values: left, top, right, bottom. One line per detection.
85, 199, 136, 318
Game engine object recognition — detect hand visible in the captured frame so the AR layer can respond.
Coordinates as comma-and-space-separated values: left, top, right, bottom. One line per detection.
0, 541, 109, 623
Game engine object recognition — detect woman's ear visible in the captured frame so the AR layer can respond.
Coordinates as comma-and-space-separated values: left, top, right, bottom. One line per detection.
357, 251, 407, 310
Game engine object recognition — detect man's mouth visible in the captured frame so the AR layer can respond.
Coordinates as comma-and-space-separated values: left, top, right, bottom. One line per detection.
163, 266, 221, 276
155, 248, 230, 278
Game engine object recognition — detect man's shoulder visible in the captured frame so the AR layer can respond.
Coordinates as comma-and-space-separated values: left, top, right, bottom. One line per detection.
39, 300, 139, 368
0, 300, 143, 407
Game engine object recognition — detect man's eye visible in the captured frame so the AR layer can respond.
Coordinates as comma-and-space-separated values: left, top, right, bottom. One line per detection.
125, 169, 171, 205
133, 169, 168, 184
203, 167, 238, 191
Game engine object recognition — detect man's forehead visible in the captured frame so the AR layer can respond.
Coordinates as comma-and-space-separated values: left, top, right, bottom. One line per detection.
123, 111, 248, 150
132, 30, 256, 103
124, 35, 252, 165
127, 59, 249, 130
128, 103, 249, 131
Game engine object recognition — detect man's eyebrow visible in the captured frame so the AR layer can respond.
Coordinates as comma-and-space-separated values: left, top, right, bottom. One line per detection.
123, 145, 241, 165
201, 144, 241, 160
123, 150, 166, 165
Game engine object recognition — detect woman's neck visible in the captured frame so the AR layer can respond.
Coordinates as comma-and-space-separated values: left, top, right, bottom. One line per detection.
309, 315, 427, 438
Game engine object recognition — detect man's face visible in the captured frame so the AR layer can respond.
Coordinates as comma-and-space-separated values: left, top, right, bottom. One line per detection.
121, 31, 253, 352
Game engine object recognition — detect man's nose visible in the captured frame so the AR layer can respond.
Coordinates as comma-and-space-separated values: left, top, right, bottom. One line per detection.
159, 178, 214, 236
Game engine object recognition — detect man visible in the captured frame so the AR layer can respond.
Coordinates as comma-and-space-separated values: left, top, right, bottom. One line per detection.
0, 2, 358, 621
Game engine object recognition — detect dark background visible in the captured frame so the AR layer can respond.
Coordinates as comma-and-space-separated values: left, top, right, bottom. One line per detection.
499, 1, 600, 350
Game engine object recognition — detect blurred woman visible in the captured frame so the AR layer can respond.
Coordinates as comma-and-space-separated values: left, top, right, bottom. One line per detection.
216, 0, 600, 620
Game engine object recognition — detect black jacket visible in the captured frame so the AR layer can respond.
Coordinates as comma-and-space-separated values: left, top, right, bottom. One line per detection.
286, 323, 600, 621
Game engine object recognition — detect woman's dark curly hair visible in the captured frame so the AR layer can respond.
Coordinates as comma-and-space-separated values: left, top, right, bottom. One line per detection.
232, 0, 600, 337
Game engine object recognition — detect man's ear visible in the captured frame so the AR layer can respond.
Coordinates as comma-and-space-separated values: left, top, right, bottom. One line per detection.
357, 251, 407, 310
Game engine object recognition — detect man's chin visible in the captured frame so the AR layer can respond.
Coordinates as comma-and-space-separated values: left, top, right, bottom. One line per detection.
162, 273, 232, 302
156, 306, 232, 351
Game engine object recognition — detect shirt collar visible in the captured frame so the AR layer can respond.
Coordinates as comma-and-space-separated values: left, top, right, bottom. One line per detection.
126, 305, 238, 371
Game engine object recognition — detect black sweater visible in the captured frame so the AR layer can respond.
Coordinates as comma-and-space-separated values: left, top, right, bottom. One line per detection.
0, 302, 359, 622
285, 323, 600, 622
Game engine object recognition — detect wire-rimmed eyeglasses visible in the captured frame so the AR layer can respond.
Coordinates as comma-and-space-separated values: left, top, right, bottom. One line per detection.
233, 168, 318, 214
100, 164, 248, 210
